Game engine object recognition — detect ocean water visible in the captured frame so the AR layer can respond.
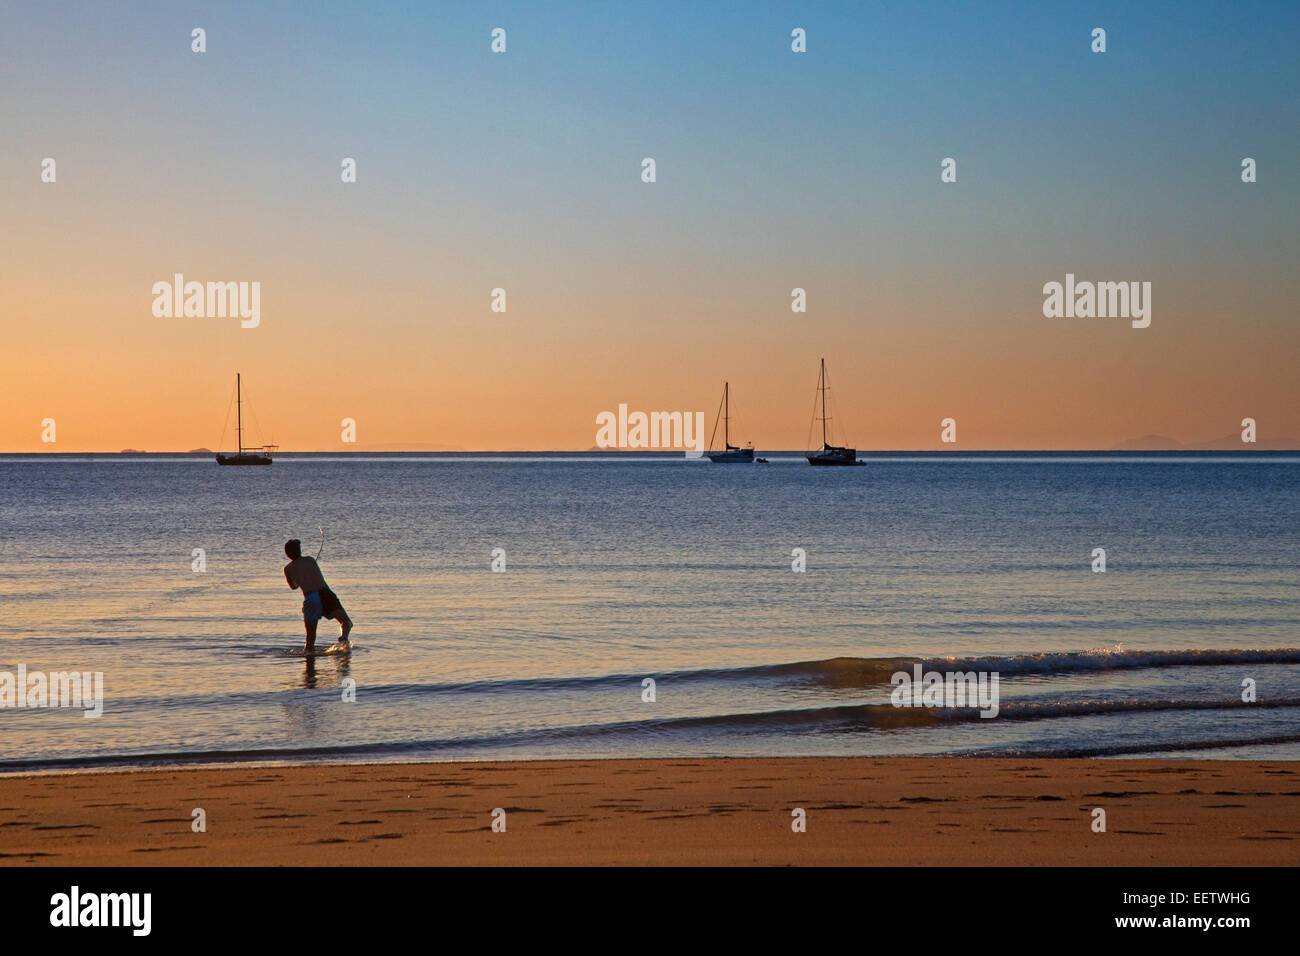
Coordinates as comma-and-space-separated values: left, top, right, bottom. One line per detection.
0, 452, 1297, 771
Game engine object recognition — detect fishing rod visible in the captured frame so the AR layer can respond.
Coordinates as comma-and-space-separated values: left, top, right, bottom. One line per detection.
316, 525, 325, 561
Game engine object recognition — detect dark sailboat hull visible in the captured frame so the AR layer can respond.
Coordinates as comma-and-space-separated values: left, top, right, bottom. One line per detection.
216, 454, 272, 466
806, 445, 862, 466
806, 456, 863, 466
707, 448, 755, 463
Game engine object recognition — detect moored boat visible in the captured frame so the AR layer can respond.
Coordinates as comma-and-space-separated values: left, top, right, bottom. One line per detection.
707, 381, 756, 463
806, 359, 863, 466
216, 374, 276, 465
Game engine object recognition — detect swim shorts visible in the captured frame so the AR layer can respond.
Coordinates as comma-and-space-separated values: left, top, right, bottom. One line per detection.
302, 587, 343, 623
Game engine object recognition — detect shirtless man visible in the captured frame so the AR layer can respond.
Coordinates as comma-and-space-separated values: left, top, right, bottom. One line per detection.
283, 538, 352, 651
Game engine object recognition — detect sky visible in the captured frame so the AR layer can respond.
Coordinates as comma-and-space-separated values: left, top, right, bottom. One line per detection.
2, 0, 1297, 451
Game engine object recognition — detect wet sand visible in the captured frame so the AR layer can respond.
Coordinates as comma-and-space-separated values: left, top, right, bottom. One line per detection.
1, 757, 1295, 865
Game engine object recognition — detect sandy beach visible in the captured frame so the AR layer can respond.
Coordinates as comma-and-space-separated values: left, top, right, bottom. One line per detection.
1, 757, 1295, 866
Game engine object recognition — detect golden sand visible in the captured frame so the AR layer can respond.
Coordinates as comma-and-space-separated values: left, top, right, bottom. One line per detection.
1, 758, 1295, 866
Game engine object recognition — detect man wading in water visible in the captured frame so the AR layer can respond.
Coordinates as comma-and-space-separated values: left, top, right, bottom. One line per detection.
283, 538, 352, 652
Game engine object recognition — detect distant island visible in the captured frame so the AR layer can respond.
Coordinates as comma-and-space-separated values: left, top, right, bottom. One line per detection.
188, 448, 212, 454
119, 449, 146, 454
313, 443, 467, 452
1112, 434, 1300, 451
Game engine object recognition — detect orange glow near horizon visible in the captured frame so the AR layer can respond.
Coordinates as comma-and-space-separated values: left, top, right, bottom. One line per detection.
3, 266, 1296, 452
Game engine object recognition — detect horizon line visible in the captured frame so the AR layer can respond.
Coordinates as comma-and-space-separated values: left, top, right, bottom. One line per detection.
6, 447, 1300, 456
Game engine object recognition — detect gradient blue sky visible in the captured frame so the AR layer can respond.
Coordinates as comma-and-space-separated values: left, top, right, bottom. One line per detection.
2, 1, 1297, 450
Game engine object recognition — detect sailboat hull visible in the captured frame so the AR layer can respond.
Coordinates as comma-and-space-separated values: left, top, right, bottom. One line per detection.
216, 454, 272, 466
707, 448, 755, 463
806, 446, 863, 466
806, 455, 863, 466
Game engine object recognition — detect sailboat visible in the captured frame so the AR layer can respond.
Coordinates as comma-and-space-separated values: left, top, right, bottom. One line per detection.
215, 374, 276, 466
806, 358, 863, 466
707, 381, 755, 463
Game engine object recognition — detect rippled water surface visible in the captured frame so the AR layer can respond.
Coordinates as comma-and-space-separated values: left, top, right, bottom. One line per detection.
1, 452, 1296, 769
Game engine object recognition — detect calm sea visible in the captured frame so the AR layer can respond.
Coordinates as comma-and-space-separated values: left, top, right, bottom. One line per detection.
1, 452, 1297, 772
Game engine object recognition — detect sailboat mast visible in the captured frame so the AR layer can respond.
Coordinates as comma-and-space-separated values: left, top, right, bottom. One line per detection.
236, 373, 243, 454
820, 359, 827, 447
724, 382, 729, 446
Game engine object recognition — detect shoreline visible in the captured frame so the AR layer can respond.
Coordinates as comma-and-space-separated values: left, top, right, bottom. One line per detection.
0, 746, 1294, 779
1, 756, 1295, 866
